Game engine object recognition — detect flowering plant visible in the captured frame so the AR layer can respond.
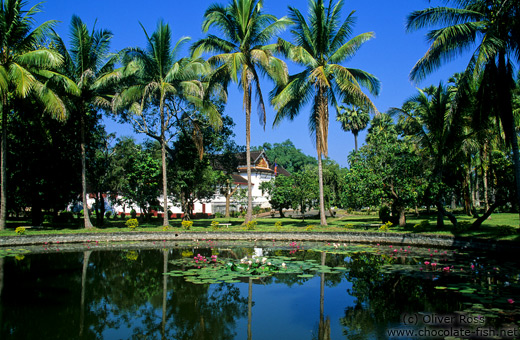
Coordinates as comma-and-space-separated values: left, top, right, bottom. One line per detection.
125, 218, 139, 229
181, 220, 193, 230
15, 227, 26, 235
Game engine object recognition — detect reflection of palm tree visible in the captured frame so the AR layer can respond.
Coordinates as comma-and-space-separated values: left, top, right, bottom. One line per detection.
162, 250, 168, 340
80, 251, 92, 337
318, 252, 330, 340
248, 277, 253, 340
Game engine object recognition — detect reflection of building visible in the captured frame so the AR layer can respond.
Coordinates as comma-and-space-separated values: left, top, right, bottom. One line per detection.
87, 150, 289, 217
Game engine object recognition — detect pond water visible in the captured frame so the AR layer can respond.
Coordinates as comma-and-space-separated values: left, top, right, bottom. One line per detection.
0, 240, 519, 339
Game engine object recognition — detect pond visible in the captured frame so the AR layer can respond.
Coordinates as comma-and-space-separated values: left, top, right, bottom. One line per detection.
0, 240, 519, 339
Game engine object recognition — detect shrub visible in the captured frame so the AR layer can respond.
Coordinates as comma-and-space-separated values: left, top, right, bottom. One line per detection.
15, 227, 26, 235
130, 209, 137, 219
453, 221, 472, 233
181, 220, 193, 230
43, 214, 53, 223
245, 220, 257, 230
413, 220, 430, 231
379, 206, 391, 223
343, 223, 354, 229
119, 212, 126, 219
305, 225, 314, 231
125, 218, 139, 229
274, 221, 282, 231
379, 221, 392, 232
253, 206, 262, 215
105, 211, 112, 219
214, 212, 224, 218
162, 225, 170, 231
211, 220, 220, 230
496, 225, 517, 235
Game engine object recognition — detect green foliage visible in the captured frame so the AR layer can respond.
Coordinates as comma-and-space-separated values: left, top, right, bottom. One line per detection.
254, 140, 316, 173
130, 209, 137, 219
181, 220, 193, 230
245, 220, 257, 230
379, 206, 391, 223
496, 225, 517, 236
211, 220, 220, 230
305, 225, 314, 231
15, 227, 26, 235
453, 221, 472, 233
378, 221, 392, 232
125, 218, 139, 229
105, 211, 112, 219
413, 220, 430, 231
214, 212, 224, 218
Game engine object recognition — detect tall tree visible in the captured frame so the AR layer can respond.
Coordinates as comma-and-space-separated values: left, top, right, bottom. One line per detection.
192, 0, 290, 224
336, 103, 370, 152
272, 0, 380, 225
407, 0, 520, 220
52, 15, 118, 228
0, 0, 68, 229
115, 20, 221, 226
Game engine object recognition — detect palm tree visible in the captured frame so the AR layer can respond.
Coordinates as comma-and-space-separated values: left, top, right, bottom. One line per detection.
407, 0, 520, 220
192, 0, 290, 224
116, 20, 221, 226
271, 0, 380, 225
0, 0, 68, 229
52, 15, 119, 229
336, 104, 370, 152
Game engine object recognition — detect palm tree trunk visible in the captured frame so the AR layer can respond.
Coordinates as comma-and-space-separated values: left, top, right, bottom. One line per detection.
511, 126, 520, 221
81, 112, 94, 229
79, 250, 91, 337
247, 277, 253, 340
160, 95, 169, 227
0, 99, 7, 230
353, 131, 359, 152
482, 143, 489, 210
162, 250, 168, 340
317, 151, 327, 226
245, 86, 253, 224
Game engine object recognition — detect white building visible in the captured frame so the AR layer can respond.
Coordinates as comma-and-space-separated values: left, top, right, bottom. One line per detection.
91, 150, 289, 217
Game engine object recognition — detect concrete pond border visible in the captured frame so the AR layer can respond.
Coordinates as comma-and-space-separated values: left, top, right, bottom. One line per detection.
1, 230, 519, 253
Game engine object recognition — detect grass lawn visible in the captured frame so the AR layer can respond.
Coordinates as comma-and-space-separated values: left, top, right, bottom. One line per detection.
1, 211, 519, 242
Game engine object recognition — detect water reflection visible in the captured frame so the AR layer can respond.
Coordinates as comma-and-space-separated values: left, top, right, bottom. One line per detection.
0, 244, 518, 339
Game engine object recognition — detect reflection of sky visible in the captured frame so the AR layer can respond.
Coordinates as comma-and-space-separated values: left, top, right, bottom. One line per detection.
233, 276, 356, 339
100, 301, 162, 340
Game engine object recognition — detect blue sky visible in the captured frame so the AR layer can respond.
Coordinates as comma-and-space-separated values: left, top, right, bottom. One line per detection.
34, 0, 470, 167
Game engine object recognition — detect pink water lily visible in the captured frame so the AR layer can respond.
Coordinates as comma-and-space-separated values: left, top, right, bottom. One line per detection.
508, 299, 515, 304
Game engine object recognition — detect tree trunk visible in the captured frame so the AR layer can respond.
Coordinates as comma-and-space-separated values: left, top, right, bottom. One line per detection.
0, 98, 6, 230
278, 207, 285, 218
160, 94, 169, 227
353, 132, 358, 152
162, 250, 168, 340
317, 153, 327, 226
79, 250, 91, 337
482, 143, 490, 211
245, 86, 253, 224
81, 112, 93, 229
247, 277, 253, 340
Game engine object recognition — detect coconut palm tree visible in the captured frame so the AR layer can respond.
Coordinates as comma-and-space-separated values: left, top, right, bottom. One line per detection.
52, 15, 119, 229
271, 0, 380, 225
0, 0, 69, 229
336, 103, 370, 152
407, 0, 520, 220
191, 0, 290, 224
115, 20, 221, 226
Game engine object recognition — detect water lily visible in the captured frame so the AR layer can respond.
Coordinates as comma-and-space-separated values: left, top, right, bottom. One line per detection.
508, 299, 515, 304
281, 263, 286, 268
424, 261, 430, 265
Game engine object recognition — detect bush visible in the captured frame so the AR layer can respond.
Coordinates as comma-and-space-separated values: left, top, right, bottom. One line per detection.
162, 225, 170, 231
379, 221, 392, 232
343, 223, 354, 229
274, 221, 282, 231
453, 221, 472, 233
43, 214, 53, 223
105, 211, 112, 219
252, 206, 262, 215
379, 206, 391, 223
413, 220, 430, 231
15, 227, 26, 235
211, 220, 220, 230
496, 225, 517, 235
305, 225, 314, 231
130, 209, 137, 219
214, 212, 224, 218
245, 220, 257, 230
125, 218, 139, 229
181, 220, 193, 230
